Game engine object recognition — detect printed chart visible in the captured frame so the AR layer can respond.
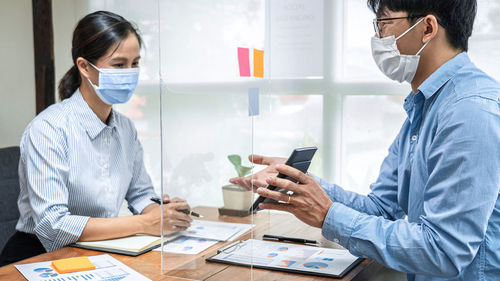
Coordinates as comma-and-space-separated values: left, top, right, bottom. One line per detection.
181, 220, 253, 241
154, 236, 218, 255
207, 239, 361, 277
15, 254, 150, 281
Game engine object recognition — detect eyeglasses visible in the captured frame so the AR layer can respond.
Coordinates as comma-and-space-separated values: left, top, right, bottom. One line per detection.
372, 15, 425, 37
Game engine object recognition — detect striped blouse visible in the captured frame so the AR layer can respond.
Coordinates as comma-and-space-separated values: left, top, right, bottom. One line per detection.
16, 89, 157, 251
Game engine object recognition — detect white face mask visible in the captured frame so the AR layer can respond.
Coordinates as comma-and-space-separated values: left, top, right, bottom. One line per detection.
371, 18, 430, 83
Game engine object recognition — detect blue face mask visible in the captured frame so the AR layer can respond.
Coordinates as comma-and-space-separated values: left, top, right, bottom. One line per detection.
87, 62, 139, 105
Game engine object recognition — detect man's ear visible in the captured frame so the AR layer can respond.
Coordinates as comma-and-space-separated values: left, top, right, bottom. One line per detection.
76, 57, 91, 79
422, 15, 439, 43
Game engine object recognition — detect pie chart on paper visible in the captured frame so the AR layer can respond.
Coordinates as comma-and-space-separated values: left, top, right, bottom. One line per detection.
303, 262, 328, 269
278, 260, 296, 267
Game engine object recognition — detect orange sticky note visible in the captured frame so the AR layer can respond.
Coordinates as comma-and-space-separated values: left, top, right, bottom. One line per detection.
51, 256, 96, 274
253, 49, 264, 78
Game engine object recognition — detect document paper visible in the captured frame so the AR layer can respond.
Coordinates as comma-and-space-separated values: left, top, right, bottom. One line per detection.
154, 236, 219, 255
15, 254, 150, 281
209, 239, 361, 277
181, 220, 254, 241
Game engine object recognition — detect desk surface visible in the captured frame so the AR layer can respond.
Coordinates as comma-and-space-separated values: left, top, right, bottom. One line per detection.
0, 206, 381, 281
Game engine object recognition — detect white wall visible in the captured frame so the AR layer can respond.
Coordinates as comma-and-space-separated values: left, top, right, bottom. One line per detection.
0, 0, 36, 147
52, 0, 88, 102
0, 0, 83, 148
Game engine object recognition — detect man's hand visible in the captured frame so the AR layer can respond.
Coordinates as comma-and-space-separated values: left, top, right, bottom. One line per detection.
229, 154, 286, 190
256, 164, 333, 228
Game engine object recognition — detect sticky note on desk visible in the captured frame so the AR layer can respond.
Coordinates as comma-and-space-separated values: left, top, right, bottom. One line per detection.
51, 256, 96, 274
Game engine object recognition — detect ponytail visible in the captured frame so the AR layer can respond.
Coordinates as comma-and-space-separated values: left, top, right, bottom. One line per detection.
58, 65, 81, 101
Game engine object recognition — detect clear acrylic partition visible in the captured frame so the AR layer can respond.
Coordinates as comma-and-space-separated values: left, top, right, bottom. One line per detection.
158, 0, 325, 279
157, 0, 264, 278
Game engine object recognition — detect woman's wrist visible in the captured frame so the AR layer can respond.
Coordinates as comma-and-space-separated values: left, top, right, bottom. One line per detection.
141, 203, 156, 215
135, 214, 149, 234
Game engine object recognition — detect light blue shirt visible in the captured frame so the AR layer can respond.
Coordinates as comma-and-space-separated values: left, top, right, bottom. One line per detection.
320, 53, 500, 281
16, 89, 157, 252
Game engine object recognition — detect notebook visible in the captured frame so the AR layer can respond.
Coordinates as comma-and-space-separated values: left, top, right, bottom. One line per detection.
72, 233, 182, 256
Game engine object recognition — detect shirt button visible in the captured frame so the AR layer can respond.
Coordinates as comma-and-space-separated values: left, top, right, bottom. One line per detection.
411, 135, 417, 141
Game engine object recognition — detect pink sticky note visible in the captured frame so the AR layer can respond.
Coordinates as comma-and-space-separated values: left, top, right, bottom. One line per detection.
237, 47, 251, 77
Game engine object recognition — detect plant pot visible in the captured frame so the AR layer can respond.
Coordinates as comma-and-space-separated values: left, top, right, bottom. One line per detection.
221, 184, 254, 210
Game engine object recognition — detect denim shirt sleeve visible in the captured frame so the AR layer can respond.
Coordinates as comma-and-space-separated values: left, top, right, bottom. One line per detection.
315, 135, 405, 220
125, 125, 158, 215
321, 96, 500, 278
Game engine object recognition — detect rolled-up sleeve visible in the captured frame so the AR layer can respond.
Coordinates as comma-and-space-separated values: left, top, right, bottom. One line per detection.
23, 119, 90, 251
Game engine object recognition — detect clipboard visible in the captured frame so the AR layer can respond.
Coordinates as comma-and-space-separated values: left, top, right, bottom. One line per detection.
206, 239, 363, 278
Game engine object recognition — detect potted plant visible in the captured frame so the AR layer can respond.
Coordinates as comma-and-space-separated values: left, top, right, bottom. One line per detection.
220, 154, 254, 213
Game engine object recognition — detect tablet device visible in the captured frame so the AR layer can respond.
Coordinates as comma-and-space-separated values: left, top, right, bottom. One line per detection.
250, 147, 317, 212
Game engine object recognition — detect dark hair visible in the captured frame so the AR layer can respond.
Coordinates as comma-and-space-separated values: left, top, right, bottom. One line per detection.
367, 0, 477, 51
58, 11, 143, 100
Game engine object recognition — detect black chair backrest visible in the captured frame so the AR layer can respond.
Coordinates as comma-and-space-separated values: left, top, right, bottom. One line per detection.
0, 146, 21, 253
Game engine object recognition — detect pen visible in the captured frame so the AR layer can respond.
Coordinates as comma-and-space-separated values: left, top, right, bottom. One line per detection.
150, 197, 204, 218
262, 234, 318, 245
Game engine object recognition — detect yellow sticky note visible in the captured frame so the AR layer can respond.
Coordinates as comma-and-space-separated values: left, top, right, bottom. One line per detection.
253, 49, 264, 78
51, 256, 96, 274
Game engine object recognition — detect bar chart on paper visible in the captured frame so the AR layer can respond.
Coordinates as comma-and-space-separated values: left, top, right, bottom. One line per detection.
15, 254, 151, 281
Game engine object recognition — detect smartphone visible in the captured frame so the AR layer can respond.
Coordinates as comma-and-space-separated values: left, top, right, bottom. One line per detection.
249, 147, 317, 212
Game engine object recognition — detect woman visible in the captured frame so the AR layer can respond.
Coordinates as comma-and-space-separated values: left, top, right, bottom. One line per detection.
0, 11, 191, 266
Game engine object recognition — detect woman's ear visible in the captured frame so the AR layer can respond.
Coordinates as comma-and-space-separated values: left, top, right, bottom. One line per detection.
76, 57, 91, 79
422, 15, 439, 44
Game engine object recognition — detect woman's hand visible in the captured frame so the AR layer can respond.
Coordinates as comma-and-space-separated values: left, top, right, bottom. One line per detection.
229, 154, 286, 191
140, 196, 193, 235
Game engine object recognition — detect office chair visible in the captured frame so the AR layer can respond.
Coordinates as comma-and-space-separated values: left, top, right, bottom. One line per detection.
0, 146, 21, 253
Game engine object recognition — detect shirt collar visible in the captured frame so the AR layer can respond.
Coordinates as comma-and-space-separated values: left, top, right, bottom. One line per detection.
69, 89, 117, 139
417, 52, 470, 99
403, 91, 425, 117
403, 52, 469, 116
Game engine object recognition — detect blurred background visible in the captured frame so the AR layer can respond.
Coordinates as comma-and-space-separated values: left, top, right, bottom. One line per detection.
1, 0, 499, 211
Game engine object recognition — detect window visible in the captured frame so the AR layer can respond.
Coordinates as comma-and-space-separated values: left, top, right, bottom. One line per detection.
60, 0, 500, 208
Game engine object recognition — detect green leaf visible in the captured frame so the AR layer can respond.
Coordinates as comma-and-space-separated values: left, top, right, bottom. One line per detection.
228, 154, 242, 176
238, 166, 252, 177
228, 155, 252, 177
228, 154, 242, 167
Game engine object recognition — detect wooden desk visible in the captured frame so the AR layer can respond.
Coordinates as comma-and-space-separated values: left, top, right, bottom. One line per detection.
0, 206, 382, 281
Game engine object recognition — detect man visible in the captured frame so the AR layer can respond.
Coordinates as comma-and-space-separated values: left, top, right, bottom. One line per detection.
230, 1, 500, 280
